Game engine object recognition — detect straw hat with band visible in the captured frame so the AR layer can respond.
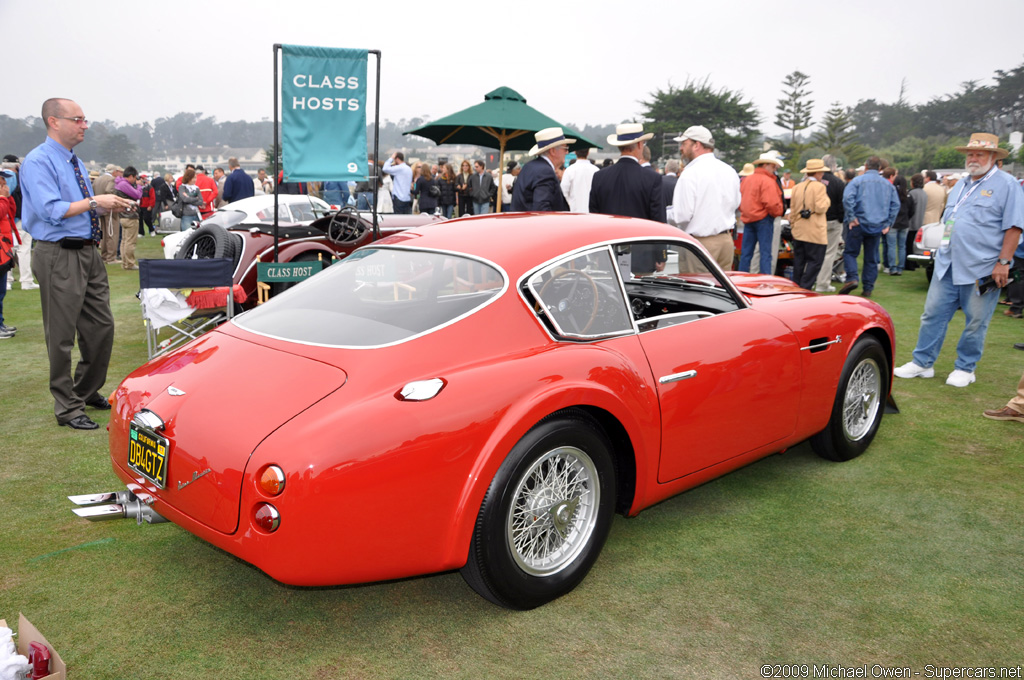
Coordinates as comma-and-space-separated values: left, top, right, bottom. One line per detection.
752, 153, 784, 168
529, 127, 574, 156
607, 123, 653, 147
955, 132, 1009, 160
800, 159, 827, 174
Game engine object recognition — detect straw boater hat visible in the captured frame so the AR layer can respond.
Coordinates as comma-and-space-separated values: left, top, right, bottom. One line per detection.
955, 132, 1009, 160
738, 163, 755, 177
752, 152, 784, 167
529, 127, 574, 156
801, 159, 827, 174
607, 123, 653, 147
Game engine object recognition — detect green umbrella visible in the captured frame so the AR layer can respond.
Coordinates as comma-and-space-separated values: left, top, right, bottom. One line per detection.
403, 86, 602, 211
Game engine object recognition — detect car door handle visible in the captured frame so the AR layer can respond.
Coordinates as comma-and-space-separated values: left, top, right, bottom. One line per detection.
659, 370, 697, 384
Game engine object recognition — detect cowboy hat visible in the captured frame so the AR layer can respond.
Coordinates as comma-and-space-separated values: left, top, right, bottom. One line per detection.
528, 127, 574, 156
608, 123, 653, 147
738, 163, 755, 177
954, 132, 1009, 160
752, 153, 784, 167
800, 159, 827, 174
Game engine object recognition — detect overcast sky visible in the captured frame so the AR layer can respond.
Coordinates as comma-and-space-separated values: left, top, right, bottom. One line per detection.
4, 0, 1023, 140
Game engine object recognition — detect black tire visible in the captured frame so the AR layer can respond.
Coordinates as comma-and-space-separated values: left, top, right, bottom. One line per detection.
461, 411, 616, 610
174, 224, 235, 262
810, 336, 889, 462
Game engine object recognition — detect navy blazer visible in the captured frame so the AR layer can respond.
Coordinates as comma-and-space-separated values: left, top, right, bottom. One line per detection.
589, 157, 666, 223
510, 157, 568, 212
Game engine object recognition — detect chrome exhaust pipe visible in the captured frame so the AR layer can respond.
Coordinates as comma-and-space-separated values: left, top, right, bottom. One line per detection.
69, 490, 168, 524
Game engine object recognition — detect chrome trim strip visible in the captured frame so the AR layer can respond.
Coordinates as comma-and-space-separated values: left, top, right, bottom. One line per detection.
659, 370, 697, 384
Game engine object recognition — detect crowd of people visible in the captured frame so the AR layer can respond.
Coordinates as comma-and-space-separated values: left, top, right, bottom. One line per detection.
2, 96, 1023, 429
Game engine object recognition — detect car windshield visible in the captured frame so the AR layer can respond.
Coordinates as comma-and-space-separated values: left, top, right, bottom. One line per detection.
235, 247, 506, 347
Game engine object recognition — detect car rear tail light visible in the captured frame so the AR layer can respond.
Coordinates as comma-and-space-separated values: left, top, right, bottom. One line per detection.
915, 231, 923, 245
254, 503, 280, 532
259, 465, 286, 496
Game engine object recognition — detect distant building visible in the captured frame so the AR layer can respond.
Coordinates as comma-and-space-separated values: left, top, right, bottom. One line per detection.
147, 147, 267, 176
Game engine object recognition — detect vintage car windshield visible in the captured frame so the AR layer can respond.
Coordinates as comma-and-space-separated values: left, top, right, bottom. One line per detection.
236, 247, 506, 347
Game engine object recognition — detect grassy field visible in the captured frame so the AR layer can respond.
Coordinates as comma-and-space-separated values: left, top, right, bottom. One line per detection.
1, 236, 1022, 679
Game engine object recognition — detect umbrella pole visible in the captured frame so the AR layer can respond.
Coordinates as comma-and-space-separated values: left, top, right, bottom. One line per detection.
497, 139, 505, 213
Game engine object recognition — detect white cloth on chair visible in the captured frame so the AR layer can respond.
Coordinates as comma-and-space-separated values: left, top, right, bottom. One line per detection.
140, 288, 194, 329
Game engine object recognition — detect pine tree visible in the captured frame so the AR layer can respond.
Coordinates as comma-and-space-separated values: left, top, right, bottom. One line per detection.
775, 71, 814, 143
811, 102, 867, 164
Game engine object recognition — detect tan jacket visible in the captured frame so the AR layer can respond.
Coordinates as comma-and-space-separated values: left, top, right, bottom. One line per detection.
922, 181, 946, 225
788, 179, 830, 245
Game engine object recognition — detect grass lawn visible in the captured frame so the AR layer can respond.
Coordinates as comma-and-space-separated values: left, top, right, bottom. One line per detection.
1, 237, 1022, 679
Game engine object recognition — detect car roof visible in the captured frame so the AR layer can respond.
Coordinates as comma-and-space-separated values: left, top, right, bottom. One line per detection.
375, 212, 697, 274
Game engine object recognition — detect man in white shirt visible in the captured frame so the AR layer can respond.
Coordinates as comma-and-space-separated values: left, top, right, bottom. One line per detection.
560, 147, 599, 213
671, 125, 741, 270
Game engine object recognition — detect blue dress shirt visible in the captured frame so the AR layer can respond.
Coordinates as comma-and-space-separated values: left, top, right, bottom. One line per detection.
935, 169, 1024, 285
20, 137, 94, 241
382, 159, 413, 202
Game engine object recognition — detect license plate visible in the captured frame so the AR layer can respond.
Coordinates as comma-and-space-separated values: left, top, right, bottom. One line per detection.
128, 422, 169, 489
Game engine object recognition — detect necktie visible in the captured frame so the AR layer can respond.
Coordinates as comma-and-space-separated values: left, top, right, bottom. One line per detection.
70, 154, 101, 244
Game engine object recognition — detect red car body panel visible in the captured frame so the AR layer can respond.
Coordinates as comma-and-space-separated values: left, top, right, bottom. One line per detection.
106, 213, 895, 587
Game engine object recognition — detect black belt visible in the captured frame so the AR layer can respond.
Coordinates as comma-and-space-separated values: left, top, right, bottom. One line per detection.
36, 237, 92, 249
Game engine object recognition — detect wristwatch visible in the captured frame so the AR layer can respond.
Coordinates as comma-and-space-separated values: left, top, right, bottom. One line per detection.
997, 258, 1012, 266
88, 198, 98, 211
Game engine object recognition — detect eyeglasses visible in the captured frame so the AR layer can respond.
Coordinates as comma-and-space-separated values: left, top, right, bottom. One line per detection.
56, 116, 89, 125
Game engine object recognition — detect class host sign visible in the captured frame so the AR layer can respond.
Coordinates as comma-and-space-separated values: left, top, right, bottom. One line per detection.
281, 45, 368, 183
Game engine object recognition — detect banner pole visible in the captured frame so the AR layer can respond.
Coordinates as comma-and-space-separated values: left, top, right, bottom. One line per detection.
369, 50, 381, 241
273, 43, 281, 263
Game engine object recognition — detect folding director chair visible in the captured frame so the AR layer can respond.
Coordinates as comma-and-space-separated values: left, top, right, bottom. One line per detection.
138, 258, 245, 360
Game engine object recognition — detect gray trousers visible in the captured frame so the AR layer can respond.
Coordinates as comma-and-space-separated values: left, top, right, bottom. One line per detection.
32, 241, 115, 424
815, 219, 844, 290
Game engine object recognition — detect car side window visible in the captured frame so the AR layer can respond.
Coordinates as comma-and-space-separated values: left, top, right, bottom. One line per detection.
620, 241, 743, 332
526, 247, 633, 339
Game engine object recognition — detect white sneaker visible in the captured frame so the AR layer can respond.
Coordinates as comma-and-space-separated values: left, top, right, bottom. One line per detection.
945, 370, 976, 387
894, 361, 934, 379
21, 282, 39, 290
815, 285, 836, 293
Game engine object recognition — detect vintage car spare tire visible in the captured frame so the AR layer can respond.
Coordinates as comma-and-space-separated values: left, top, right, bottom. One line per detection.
461, 409, 616, 610
175, 224, 238, 264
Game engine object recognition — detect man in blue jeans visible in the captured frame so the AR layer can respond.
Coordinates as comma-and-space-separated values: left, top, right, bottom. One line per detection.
894, 133, 1024, 387
839, 156, 899, 297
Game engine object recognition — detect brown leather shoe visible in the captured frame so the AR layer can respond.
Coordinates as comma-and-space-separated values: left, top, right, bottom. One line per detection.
982, 407, 1024, 423
839, 281, 859, 295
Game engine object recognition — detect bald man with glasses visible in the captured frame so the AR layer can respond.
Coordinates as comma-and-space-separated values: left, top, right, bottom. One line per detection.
20, 98, 136, 430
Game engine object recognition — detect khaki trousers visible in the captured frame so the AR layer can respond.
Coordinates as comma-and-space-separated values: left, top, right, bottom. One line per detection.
119, 216, 139, 268
32, 241, 114, 424
99, 213, 119, 263
693, 232, 734, 271
1008, 370, 1024, 415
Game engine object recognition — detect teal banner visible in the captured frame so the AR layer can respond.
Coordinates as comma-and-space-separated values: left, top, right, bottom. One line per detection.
281, 45, 367, 182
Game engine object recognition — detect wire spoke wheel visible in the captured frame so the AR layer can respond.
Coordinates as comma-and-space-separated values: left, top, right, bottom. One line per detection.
842, 358, 881, 441
507, 446, 599, 576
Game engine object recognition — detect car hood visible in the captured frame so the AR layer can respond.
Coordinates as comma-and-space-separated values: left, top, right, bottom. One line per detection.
112, 332, 347, 534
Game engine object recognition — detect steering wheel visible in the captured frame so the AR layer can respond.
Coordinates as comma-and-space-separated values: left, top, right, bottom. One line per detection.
537, 269, 600, 334
327, 206, 367, 244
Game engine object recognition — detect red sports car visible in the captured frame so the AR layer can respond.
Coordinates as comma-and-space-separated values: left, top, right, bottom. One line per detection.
73, 213, 896, 609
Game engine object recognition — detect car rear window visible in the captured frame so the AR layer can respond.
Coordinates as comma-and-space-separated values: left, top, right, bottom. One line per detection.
235, 247, 506, 347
